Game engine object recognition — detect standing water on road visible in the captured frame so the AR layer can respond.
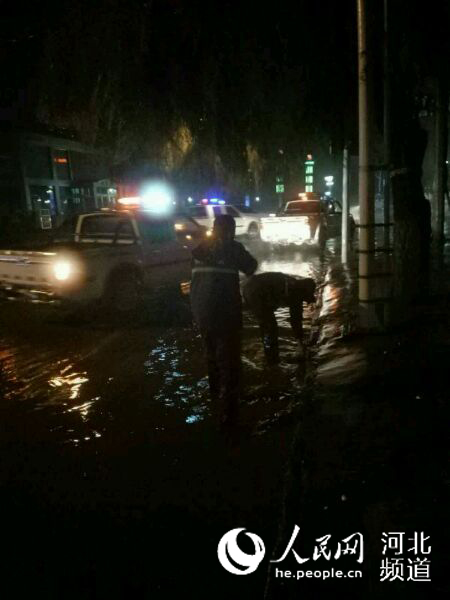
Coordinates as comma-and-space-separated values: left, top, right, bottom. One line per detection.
0, 240, 344, 599
0, 243, 334, 446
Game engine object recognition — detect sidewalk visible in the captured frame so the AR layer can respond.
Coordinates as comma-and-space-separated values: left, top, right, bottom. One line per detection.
265, 247, 450, 599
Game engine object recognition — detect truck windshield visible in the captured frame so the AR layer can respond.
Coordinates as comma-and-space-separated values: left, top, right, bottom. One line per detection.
284, 201, 321, 215
189, 206, 208, 218
80, 215, 134, 239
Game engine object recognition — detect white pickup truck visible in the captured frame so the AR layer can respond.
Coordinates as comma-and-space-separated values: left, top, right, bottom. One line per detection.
259, 195, 355, 246
260, 197, 327, 246
0, 210, 194, 312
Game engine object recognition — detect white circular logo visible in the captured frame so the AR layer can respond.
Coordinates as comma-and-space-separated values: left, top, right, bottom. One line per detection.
217, 528, 265, 575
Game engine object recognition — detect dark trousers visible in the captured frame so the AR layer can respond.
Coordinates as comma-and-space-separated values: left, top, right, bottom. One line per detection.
254, 303, 303, 363
254, 307, 279, 363
203, 329, 241, 423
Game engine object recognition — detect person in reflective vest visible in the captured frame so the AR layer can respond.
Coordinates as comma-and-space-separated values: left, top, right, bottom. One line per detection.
191, 214, 258, 428
243, 272, 316, 364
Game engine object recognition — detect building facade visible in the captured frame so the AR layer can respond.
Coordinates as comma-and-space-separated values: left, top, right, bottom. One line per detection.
0, 128, 117, 228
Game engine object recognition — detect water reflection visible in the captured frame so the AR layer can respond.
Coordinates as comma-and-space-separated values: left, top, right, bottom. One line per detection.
0, 244, 335, 444
49, 373, 89, 400
258, 253, 317, 279
65, 399, 96, 419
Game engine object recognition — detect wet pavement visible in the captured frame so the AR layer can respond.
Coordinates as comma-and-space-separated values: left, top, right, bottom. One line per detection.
1, 236, 448, 598
0, 241, 333, 598
264, 241, 450, 599
0, 242, 326, 447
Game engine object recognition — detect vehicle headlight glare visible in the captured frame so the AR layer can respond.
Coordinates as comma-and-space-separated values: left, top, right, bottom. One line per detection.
53, 260, 72, 281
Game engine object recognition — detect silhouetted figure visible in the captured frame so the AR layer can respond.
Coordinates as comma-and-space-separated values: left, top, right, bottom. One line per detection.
191, 214, 257, 428
243, 272, 316, 364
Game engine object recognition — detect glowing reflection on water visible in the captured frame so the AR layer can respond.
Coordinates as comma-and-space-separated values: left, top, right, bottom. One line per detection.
65, 399, 97, 420
0, 244, 337, 443
49, 373, 89, 400
258, 256, 316, 279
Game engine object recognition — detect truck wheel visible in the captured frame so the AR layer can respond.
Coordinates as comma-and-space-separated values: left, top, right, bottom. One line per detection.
248, 222, 260, 240
103, 269, 143, 315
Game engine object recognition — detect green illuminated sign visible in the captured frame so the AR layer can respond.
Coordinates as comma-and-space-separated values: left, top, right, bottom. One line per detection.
275, 184, 285, 193
305, 157, 315, 192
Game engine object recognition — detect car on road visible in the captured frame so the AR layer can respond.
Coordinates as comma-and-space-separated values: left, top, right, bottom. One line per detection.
188, 203, 261, 239
259, 194, 355, 246
173, 214, 211, 248
260, 195, 326, 246
0, 210, 193, 312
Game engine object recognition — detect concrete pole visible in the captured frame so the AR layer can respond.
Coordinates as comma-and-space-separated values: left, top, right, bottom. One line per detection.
341, 146, 349, 263
383, 0, 391, 250
357, 0, 375, 323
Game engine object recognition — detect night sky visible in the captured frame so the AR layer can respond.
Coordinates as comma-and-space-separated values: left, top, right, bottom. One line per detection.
0, 0, 447, 198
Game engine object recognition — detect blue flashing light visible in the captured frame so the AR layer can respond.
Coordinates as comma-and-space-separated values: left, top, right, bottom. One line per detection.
200, 197, 225, 205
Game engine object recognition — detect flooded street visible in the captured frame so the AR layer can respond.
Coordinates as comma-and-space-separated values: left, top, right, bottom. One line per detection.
0, 242, 339, 599
0, 243, 333, 447
1, 237, 448, 599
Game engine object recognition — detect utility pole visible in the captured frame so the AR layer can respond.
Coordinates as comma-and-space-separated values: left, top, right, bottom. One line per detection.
341, 146, 349, 263
383, 0, 391, 250
357, 0, 377, 328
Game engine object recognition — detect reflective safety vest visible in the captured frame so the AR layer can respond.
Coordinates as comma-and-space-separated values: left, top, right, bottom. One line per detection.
190, 240, 257, 332
191, 264, 239, 276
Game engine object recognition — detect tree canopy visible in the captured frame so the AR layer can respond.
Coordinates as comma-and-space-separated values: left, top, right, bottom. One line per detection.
3, 1, 446, 202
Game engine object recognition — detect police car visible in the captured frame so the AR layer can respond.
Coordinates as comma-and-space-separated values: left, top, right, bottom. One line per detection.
0, 203, 193, 312
188, 200, 261, 239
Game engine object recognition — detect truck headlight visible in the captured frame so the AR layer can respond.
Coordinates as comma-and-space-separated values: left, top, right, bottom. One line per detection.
53, 260, 73, 281
206, 230, 213, 237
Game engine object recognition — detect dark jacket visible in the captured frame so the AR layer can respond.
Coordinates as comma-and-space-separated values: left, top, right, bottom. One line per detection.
243, 272, 316, 311
243, 272, 316, 341
191, 238, 257, 332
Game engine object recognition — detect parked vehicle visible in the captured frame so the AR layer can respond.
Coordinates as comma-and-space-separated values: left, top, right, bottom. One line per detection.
188, 202, 260, 239
173, 214, 211, 248
259, 194, 355, 246
0, 210, 192, 312
260, 195, 326, 246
